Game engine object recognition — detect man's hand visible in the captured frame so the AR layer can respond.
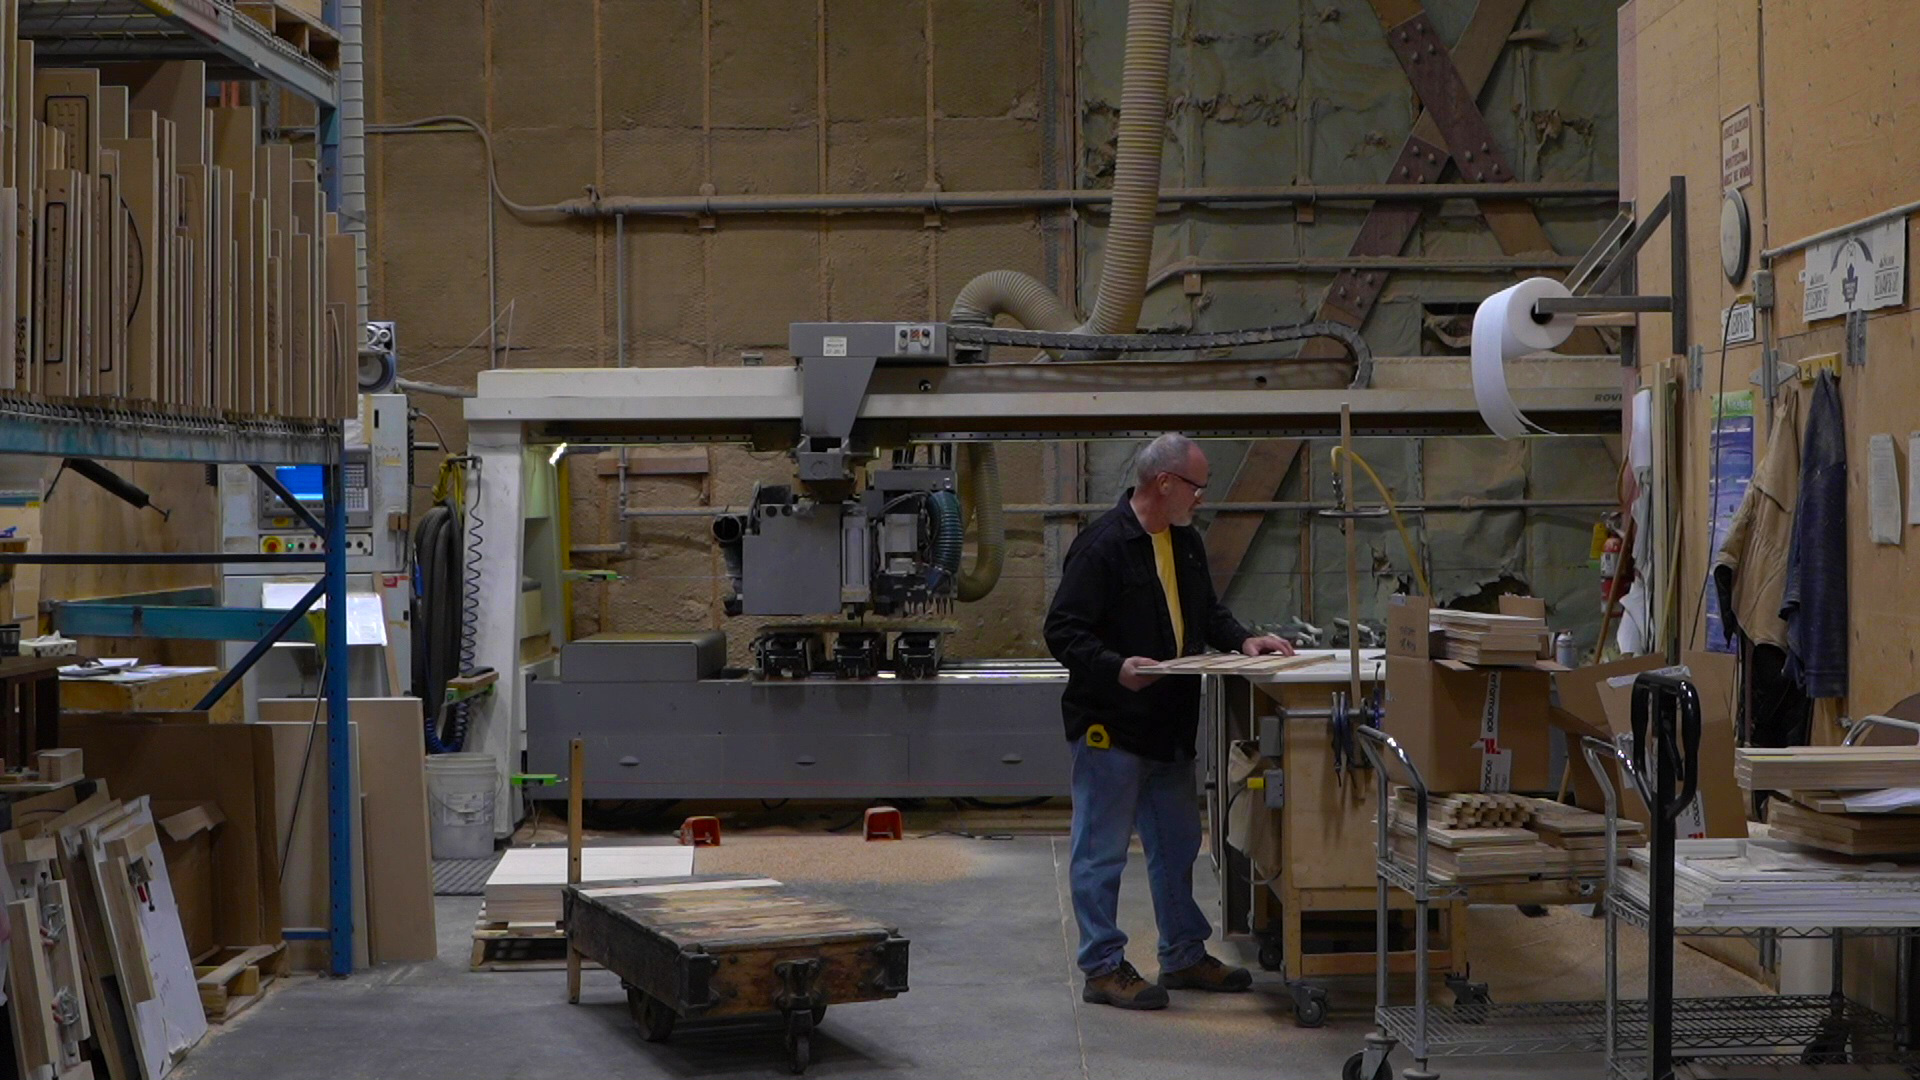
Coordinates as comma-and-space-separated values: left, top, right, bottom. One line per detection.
1119, 656, 1164, 692
1241, 634, 1295, 657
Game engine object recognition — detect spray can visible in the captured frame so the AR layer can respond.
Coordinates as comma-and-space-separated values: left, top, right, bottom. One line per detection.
1554, 630, 1576, 668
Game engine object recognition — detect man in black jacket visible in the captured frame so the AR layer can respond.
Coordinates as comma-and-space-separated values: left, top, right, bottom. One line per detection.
1044, 433, 1293, 1010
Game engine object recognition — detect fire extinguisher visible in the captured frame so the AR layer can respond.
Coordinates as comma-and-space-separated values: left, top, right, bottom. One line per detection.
1594, 515, 1631, 616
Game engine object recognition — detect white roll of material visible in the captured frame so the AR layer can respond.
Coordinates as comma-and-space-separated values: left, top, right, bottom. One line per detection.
1470, 276, 1577, 439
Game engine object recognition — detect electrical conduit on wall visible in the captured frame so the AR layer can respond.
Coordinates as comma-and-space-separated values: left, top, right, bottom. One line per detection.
943, 0, 1174, 602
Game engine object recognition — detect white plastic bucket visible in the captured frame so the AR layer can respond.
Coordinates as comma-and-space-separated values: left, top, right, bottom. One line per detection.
426, 752, 498, 860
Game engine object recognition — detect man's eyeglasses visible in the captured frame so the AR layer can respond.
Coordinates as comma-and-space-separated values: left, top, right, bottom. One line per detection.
1166, 471, 1207, 496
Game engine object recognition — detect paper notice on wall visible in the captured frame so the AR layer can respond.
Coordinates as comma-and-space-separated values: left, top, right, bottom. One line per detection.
1802, 218, 1906, 322
1476, 672, 1513, 793
1869, 434, 1902, 545
1705, 392, 1755, 650
1721, 106, 1754, 190
1909, 433, 1920, 527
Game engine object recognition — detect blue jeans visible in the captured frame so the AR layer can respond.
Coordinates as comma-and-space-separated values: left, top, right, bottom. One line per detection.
1069, 739, 1213, 977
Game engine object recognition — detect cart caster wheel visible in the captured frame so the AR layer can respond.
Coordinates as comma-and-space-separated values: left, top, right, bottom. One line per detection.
626, 987, 675, 1043
784, 1013, 814, 1075
1801, 1041, 1846, 1065
1342, 1050, 1391, 1080
1258, 943, 1284, 972
1295, 993, 1328, 1028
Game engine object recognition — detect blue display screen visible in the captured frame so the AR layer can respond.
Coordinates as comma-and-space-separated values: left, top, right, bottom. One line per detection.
275, 465, 326, 503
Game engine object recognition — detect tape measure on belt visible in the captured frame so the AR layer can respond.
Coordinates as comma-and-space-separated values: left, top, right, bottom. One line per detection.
1084, 724, 1111, 749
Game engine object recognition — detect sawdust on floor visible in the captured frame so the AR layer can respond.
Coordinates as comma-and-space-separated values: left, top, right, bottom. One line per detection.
692, 834, 982, 885
1468, 905, 1770, 1003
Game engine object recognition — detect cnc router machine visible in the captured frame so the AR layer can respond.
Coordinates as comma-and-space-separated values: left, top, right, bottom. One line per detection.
458, 320, 1620, 824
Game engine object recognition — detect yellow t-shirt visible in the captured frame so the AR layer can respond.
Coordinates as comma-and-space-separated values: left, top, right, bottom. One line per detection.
1150, 528, 1185, 654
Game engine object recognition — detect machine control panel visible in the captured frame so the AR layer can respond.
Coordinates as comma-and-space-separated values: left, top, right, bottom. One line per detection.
258, 449, 373, 530
259, 533, 373, 556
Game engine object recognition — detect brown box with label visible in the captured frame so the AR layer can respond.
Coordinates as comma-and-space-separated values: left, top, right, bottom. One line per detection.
1557, 651, 1746, 839
1383, 594, 1559, 793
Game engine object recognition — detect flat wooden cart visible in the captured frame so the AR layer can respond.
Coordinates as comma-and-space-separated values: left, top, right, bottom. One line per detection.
564, 875, 911, 1074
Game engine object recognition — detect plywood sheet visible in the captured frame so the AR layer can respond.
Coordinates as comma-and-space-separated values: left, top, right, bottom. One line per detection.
261, 697, 437, 966
258, 708, 368, 970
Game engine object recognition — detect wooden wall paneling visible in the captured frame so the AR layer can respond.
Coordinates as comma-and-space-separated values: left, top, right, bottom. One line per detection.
13, 46, 34, 394
265, 250, 281, 415
211, 108, 257, 411
105, 120, 158, 402
0, 191, 14, 392
153, 116, 175, 407
293, 172, 318, 414
35, 68, 99, 175
212, 165, 233, 411
288, 232, 312, 419
267, 143, 291, 416
98, 150, 125, 398
326, 218, 354, 418
181, 164, 207, 408
249, 197, 267, 414
100, 85, 127, 142
1, 0, 14, 193
38, 168, 79, 399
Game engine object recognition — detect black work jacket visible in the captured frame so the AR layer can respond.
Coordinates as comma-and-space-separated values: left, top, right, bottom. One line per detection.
1043, 490, 1252, 762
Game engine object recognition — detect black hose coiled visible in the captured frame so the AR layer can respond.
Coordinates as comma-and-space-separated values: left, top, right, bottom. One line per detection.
927, 490, 964, 590
412, 504, 464, 752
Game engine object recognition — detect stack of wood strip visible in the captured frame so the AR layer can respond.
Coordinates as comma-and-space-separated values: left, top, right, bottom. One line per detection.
1386, 833, 1569, 882
1391, 787, 1534, 828
1428, 609, 1550, 665
1734, 746, 1920, 791
1526, 798, 1647, 849
1768, 799, 1920, 857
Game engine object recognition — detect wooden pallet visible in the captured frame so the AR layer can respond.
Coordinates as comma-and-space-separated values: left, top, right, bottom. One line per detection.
469, 919, 601, 973
195, 943, 288, 1022
235, 2, 341, 69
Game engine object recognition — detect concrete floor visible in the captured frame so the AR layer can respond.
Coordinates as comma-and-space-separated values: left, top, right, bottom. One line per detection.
175, 837, 1754, 1080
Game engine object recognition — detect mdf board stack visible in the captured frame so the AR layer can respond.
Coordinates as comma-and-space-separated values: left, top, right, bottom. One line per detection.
1768, 799, 1920, 857
1429, 608, 1551, 666
0, 45, 349, 420
1734, 746, 1920, 791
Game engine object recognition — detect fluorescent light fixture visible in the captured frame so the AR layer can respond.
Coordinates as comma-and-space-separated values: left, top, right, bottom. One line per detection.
548, 442, 569, 467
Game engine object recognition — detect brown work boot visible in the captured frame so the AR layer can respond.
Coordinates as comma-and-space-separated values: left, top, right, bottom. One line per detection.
1158, 954, 1252, 992
1082, 960, 1170, 1010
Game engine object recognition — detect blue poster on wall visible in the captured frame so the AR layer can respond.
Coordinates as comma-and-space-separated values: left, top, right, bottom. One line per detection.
1704, 390, 1754, 652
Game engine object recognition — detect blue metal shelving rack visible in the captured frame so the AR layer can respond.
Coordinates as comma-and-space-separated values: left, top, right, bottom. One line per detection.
16, 410, 356, 975
7, 0, 354, 975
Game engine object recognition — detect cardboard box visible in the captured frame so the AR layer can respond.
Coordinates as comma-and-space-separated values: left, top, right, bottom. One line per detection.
58, 716, 283, 947
1384, 594, 1557, 793
156, 800, 225, 960
33, 747, 80, 781
1556, 652, 1746, 839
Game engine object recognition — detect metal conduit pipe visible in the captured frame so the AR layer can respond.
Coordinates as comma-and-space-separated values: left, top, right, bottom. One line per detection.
620, 497, 1616, 519
547, 181, 1614, 218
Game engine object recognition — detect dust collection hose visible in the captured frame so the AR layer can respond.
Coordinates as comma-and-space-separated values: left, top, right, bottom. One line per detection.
942, 0, 1174, 603
927, 490, 965, 591
956, 444, 1003, 602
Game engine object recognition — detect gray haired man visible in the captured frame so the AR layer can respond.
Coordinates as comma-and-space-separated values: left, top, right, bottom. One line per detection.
1044, 433, 1293, 1009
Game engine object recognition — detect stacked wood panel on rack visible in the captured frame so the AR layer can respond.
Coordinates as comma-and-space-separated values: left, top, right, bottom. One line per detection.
0, 6, 355, 420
